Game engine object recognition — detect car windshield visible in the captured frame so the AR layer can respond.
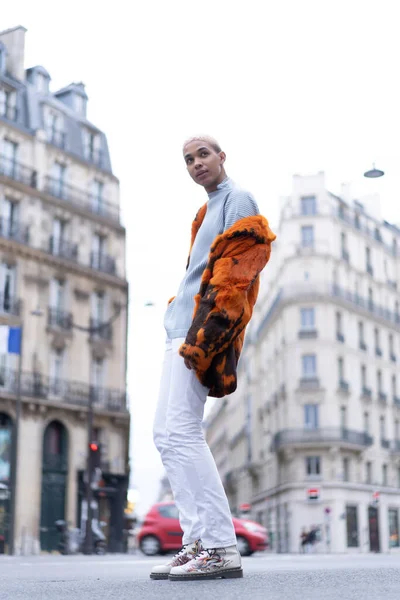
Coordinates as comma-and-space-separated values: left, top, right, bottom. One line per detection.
158, 504, 179, 519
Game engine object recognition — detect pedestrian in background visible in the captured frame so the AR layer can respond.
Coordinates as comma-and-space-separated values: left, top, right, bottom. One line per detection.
151, 135, 275, 581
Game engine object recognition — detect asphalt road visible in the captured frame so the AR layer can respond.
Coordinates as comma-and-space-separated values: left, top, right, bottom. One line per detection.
1, 552, 400, 600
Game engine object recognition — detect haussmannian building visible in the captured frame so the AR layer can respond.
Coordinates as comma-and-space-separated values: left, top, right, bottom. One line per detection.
0, 26, 130, 554
206, 171, 400, 554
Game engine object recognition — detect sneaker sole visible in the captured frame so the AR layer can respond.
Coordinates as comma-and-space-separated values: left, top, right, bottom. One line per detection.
169, 567, 243, 581
150, 573, 169, 580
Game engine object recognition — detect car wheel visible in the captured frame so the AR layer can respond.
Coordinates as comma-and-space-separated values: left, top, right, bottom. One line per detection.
140, 535, 162, 556
236, 535, 252, 557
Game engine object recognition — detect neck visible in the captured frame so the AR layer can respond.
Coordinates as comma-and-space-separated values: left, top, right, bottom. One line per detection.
205, 170, 227, 194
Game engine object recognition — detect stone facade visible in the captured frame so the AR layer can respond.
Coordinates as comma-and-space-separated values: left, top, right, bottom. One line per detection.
206, 171, 400, 554
0, 26, 129, 554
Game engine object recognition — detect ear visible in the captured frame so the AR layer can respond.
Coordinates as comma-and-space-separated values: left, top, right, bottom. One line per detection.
219, 151, 226, 165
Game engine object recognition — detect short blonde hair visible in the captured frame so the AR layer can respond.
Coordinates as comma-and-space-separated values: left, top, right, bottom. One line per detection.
182, 135, 222, 154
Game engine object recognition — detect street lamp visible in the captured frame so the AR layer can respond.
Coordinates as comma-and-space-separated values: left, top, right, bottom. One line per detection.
364, 164, 385, 178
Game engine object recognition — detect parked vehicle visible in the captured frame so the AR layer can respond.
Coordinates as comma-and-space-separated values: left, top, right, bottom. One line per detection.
137, 502, 268, 556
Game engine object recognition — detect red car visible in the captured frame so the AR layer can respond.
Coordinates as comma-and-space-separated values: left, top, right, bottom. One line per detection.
137, 502, 268, 557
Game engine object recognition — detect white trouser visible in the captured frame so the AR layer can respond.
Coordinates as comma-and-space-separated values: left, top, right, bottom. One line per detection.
153, 337, 237, 548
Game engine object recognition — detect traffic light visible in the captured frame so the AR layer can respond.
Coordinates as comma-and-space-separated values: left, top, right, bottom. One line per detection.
89, 441, 101, 471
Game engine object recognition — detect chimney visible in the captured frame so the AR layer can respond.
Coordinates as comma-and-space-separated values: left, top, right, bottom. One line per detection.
0, 25, 27, 81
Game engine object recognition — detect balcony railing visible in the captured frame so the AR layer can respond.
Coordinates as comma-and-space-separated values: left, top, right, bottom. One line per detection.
390, 353, 397, 363
339, 380, 350, 393
375, 347, 383, 357
89, 318, 112, 341
272, 428, 374, 452
47, 307, 73, 331
298, 328, 317, 339
90, 252, 116, 275
83, 148, 104, 168
361, 387, 372, 400
378, 391, 387, 404
0, 217, 29, 244
0, 293, 21, 316
381, 438, 390, 450
0, 368, 128, 413
44, 176, 120, 223
299, 377, 320, 390
0, 154, 37, 188
256, 282, 400, 341
359, 341, 367, 351
48, 236, 79, 262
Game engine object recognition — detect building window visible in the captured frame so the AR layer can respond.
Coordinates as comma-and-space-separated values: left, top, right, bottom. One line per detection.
341, 232, 349, 261
395, 420, 400, 441
336, 312, 344, 340
74, 94, 85, 114
0, 87, 17, 120
91, 358, 105, 389
301, 225, 314, 248
50, 348, 65, 395
82, 129, 101, 162
389, 509, 400, 548
389, 334, 395, 358
90, 180, 104, 214
302, 354, 316, 378
368, 287, 373, 310
358, 321, 365, 348
2, 139, 18, 176
366, 461, 372, 484
340, 405, 347, 430
91, 233, 106, 269
45, 109, 65, 146
395, 375, 399, 400
0, 263, 16, 314
377, 370, 382, 393
304, 404, 319, 429
375, 328, 381, 354
398, 468, 400, 488
361, 364, 367, 388
364, 411, 370, 434
300, 196, 316, 215
300, 307, 315, 330
51, 218, 66, 255
50, 162, 66, 197
346, 506, 359, 547
396, 301, 400, 322
383, 464, 388, 487
380, 416, 386, 441
306, 456, 321, 477
1, 197, 19, 238
343, 457, 350, 482
366, 247, 372, 270
50, 278, 65, 311
338, 357, 345, 382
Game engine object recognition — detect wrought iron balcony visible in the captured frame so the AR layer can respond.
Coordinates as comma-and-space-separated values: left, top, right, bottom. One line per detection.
0, 293, 21, 316
89, 318, 112, 341
339, 380, 350, 393
90, 252, 116, 275
272, 428, 374, 452
48, 236, 78, 261
0, 368, 128, 413
0, 217, 29, 244
44, 176, 120, 223
359, 341, 367, 351
361, 386, 372, 400
378, 391, 387, 404
390, 353, 397, 363
0, 154, 37, 188
299, 377, 320, 390
298, 328, 317, 339
47, 307, 73, 331
375, 347, 383, 357
381, 438, 390, 450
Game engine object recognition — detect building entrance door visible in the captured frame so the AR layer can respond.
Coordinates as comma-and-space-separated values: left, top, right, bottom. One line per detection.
368, 506, 380, 552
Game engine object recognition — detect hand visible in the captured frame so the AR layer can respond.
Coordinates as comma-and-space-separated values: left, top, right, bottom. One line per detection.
184, 357, 193, 370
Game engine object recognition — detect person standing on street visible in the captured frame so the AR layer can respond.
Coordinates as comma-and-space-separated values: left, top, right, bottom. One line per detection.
151, 136, 276, 581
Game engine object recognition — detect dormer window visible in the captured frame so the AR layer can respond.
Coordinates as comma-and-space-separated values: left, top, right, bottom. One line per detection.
0, 86, 17, 121
36, 72, 47, 93
26, 66, 51, 94
74, 94, 85, 115
0, 44, 5, 75
82, 129, 102, 165
44, 107, 65, 148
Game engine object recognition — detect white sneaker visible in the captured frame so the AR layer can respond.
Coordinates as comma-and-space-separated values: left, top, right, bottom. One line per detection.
169, 544, 243, 580
150, 539, 203, 580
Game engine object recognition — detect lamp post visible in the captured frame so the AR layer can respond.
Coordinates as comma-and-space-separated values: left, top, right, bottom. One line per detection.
364, 164, 385, 178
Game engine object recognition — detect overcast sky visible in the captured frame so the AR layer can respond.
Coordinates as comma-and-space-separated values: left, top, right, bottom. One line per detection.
3, 0, 400, 516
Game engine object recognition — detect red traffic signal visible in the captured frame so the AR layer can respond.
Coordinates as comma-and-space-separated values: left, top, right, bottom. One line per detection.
89, 442, 99, 452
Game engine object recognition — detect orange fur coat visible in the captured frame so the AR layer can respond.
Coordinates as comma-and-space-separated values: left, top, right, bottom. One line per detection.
178, 203, 276, 398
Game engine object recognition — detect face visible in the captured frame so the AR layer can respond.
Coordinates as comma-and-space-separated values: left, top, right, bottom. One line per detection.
183, 141, 226, 193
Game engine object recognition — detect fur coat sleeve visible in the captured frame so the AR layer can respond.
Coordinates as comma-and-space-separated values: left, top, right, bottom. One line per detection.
179, 214, 276, 396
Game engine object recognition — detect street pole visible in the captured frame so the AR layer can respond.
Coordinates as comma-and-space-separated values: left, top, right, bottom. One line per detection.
8, 324, 23, 556
82, 388, 94, 554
